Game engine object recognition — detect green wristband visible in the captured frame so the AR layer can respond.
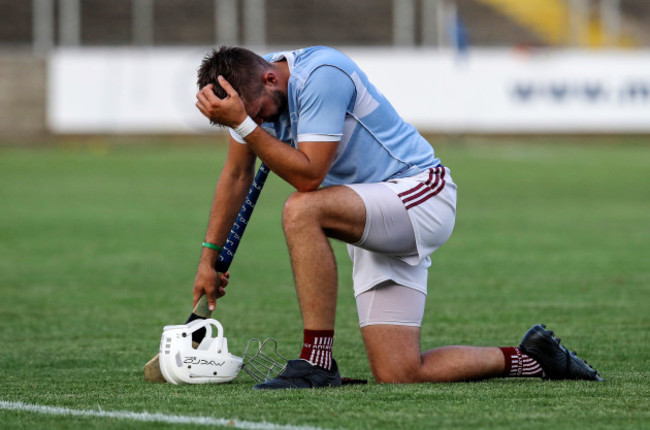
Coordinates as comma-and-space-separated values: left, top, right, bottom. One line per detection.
202, 242, 223, 252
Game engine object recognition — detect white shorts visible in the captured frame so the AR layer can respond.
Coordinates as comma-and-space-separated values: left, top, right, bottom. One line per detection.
344, 167, 457, 297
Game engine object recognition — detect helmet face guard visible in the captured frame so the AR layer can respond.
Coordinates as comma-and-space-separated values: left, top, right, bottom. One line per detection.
242, 337, 289, 383
159, 319, 243, 384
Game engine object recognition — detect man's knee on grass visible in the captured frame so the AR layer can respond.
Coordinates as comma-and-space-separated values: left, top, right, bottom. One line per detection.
362, 324, 426, 384
369, 357, 426, 384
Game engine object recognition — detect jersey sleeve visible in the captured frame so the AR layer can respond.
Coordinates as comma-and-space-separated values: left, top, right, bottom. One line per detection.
296, 66, 355, 143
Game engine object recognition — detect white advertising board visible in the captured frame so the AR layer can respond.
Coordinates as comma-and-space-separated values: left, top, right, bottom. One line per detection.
48, 47, 650, 134
48, 48, 216, 134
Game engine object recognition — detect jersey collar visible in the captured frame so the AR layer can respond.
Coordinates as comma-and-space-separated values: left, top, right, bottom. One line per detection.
271, 51, 295, 72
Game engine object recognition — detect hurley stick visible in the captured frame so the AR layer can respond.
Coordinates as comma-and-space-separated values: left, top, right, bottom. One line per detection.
144, 163, 270, 382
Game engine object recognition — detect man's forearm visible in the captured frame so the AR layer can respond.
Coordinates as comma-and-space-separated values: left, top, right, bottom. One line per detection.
200, 168, 254, 268
242, 127, 309, 187
242, 126, 337, 192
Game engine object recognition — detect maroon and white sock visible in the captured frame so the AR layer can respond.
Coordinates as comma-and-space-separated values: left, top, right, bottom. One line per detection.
499, 347, 545, 378
299, 329, 334, 370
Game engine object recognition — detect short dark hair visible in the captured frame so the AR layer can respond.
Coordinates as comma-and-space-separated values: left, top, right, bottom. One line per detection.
197, 46, 269, 103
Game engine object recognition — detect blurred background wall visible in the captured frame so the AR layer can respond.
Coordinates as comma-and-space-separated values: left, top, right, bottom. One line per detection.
1, 0, 649, 136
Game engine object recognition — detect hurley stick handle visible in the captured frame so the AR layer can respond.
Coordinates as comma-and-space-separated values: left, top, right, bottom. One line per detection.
187, 163, 270, 343
213, 163, 270, 273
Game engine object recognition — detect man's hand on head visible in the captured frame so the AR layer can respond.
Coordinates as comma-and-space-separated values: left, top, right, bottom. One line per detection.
195, 76, 248, 128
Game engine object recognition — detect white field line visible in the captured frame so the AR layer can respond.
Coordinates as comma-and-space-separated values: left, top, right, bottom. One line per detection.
0, 400, 336, 430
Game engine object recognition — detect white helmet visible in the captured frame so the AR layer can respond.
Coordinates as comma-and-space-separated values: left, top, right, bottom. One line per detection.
158, 318, 243, 384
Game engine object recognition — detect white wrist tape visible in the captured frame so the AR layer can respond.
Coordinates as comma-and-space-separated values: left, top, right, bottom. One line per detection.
233, 116, 258, 139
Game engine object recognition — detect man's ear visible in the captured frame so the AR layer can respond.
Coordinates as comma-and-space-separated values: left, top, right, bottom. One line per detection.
262, 71, 278, 86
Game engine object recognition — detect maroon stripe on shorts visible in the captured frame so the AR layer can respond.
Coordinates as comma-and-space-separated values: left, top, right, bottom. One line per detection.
400, 167, 446, 210
398, 169, 434, 200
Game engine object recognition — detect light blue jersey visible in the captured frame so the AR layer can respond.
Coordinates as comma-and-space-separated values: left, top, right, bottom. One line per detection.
231, 46, 440, 187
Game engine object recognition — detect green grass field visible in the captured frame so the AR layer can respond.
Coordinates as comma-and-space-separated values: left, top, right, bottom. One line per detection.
1, 135, 648, 429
